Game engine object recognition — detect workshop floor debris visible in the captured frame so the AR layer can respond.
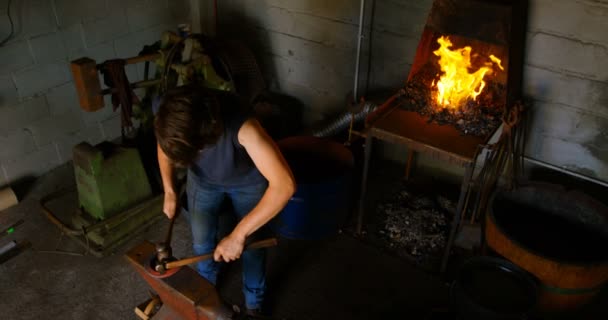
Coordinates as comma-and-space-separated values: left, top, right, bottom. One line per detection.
349, 160, 460, 272
376, 184, 452, 265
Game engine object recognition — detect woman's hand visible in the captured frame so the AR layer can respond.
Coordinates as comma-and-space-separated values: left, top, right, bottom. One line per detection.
163, 192, 178, 219
213, 233, 246, 262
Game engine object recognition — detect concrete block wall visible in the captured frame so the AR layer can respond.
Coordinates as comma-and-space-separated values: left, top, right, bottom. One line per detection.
217, 0, 433, 125
217, 0, 608, 182
523, 0, 608, 181
0, 0, 190, 186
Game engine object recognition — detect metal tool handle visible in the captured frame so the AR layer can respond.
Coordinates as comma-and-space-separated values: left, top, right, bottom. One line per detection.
164, 215, 176, 245
162, 187, 183, 246
165, 238, 278, 270
155, 191, 182, 263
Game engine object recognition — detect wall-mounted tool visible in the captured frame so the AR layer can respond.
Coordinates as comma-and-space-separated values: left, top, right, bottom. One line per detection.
69, 31, 238, 114
70, 53, 163, 112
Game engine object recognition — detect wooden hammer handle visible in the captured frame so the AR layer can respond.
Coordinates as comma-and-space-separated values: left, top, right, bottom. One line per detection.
165, 238, 278, 270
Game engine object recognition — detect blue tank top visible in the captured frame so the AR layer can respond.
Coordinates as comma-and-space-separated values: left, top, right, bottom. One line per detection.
189, 94, 266, 187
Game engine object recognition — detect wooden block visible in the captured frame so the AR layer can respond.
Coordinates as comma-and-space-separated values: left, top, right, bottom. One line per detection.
134, 296, 161, 320
70, 57, 104, 112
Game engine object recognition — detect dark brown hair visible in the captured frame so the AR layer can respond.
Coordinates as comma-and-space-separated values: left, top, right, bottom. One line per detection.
154, 86, 224, 167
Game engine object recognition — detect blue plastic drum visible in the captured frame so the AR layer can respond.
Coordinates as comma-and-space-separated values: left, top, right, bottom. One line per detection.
271, 136, 354, 239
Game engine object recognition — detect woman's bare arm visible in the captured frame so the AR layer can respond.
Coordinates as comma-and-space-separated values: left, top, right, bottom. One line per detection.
213, 118, 295, 262
158, 143, 178, 219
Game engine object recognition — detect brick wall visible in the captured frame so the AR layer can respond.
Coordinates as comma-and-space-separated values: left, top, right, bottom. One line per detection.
217, 0, 608, 182
0, 0, 190, 186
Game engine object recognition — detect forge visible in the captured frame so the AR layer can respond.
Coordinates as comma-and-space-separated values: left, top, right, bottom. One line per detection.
357, 0, 529, 273
367, 0, 525, 142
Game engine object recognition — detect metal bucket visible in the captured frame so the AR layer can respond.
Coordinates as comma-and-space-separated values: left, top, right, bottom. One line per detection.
486, 182, 608, 311
272, 136, 354, 239
451, 256, 539, 320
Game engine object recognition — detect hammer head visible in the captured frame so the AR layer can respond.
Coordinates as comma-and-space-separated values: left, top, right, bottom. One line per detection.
70, 57, 104, 112
155, 242, 172, 261
146, 244, 179, 279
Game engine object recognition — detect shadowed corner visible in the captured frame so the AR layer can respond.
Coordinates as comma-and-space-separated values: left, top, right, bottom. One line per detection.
5, 175, 37, 203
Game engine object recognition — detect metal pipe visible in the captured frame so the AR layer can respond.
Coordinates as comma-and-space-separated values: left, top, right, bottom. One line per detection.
353, 0, 366, 101
523, 156, 608, 188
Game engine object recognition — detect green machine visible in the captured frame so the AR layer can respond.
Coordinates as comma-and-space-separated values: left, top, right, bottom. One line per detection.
40, 141, 164, 257
73, 141, 153, 220
68, 141, 163, 256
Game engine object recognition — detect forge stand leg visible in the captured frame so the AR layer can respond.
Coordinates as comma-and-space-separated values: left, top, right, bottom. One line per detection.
440, 164, 474, 273
356, 134, 374, 234
405, 151, 415, 180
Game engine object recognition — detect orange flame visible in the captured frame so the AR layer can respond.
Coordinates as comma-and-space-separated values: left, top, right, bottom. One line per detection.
433, 36, 503, 109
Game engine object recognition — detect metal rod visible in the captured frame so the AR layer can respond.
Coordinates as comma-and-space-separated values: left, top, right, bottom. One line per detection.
164, 216, 176, 246
441, 163, 474, 273
353, 0, 366, 101
100, 79, 161, 95
356, 133, 373, 234
124, 52, 161, 65
0, 241, 17, 256
405, 151, 414, 180
523, 156, 608, 188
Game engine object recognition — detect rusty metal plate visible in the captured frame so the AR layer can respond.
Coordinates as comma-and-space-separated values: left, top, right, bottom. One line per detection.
369, 108, 488, 166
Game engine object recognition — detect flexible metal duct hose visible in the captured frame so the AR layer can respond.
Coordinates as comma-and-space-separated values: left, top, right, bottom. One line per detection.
312, 101, 376, 137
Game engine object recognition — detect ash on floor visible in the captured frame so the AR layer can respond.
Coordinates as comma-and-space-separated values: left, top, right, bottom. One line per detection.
364, 179, 457, 269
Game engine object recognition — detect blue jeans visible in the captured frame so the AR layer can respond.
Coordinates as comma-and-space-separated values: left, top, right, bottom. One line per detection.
186, 172, 268, 310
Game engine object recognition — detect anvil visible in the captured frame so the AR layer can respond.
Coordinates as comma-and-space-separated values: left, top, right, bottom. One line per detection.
126, 241, 234, 320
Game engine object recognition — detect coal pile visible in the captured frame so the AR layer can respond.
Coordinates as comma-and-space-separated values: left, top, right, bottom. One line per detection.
376, 184, 454, 264
397, 64, 504, 137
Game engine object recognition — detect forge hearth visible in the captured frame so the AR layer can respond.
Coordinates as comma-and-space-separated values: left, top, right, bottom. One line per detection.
398, 61, 505, 137
367, 0, 525, 139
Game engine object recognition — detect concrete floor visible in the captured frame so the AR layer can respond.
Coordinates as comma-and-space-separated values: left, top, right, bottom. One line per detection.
2, 161, 607, 320
0, 164, 450, 320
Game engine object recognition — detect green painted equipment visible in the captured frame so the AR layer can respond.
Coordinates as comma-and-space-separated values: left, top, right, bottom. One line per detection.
39, 141, 164, 257
73, 141, 153, 220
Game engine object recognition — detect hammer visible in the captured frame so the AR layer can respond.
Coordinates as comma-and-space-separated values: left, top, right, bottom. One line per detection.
163, 238, 278, 270
154, 213, 177, 274
69, 32, 183, 112
70, 55, 162, 112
